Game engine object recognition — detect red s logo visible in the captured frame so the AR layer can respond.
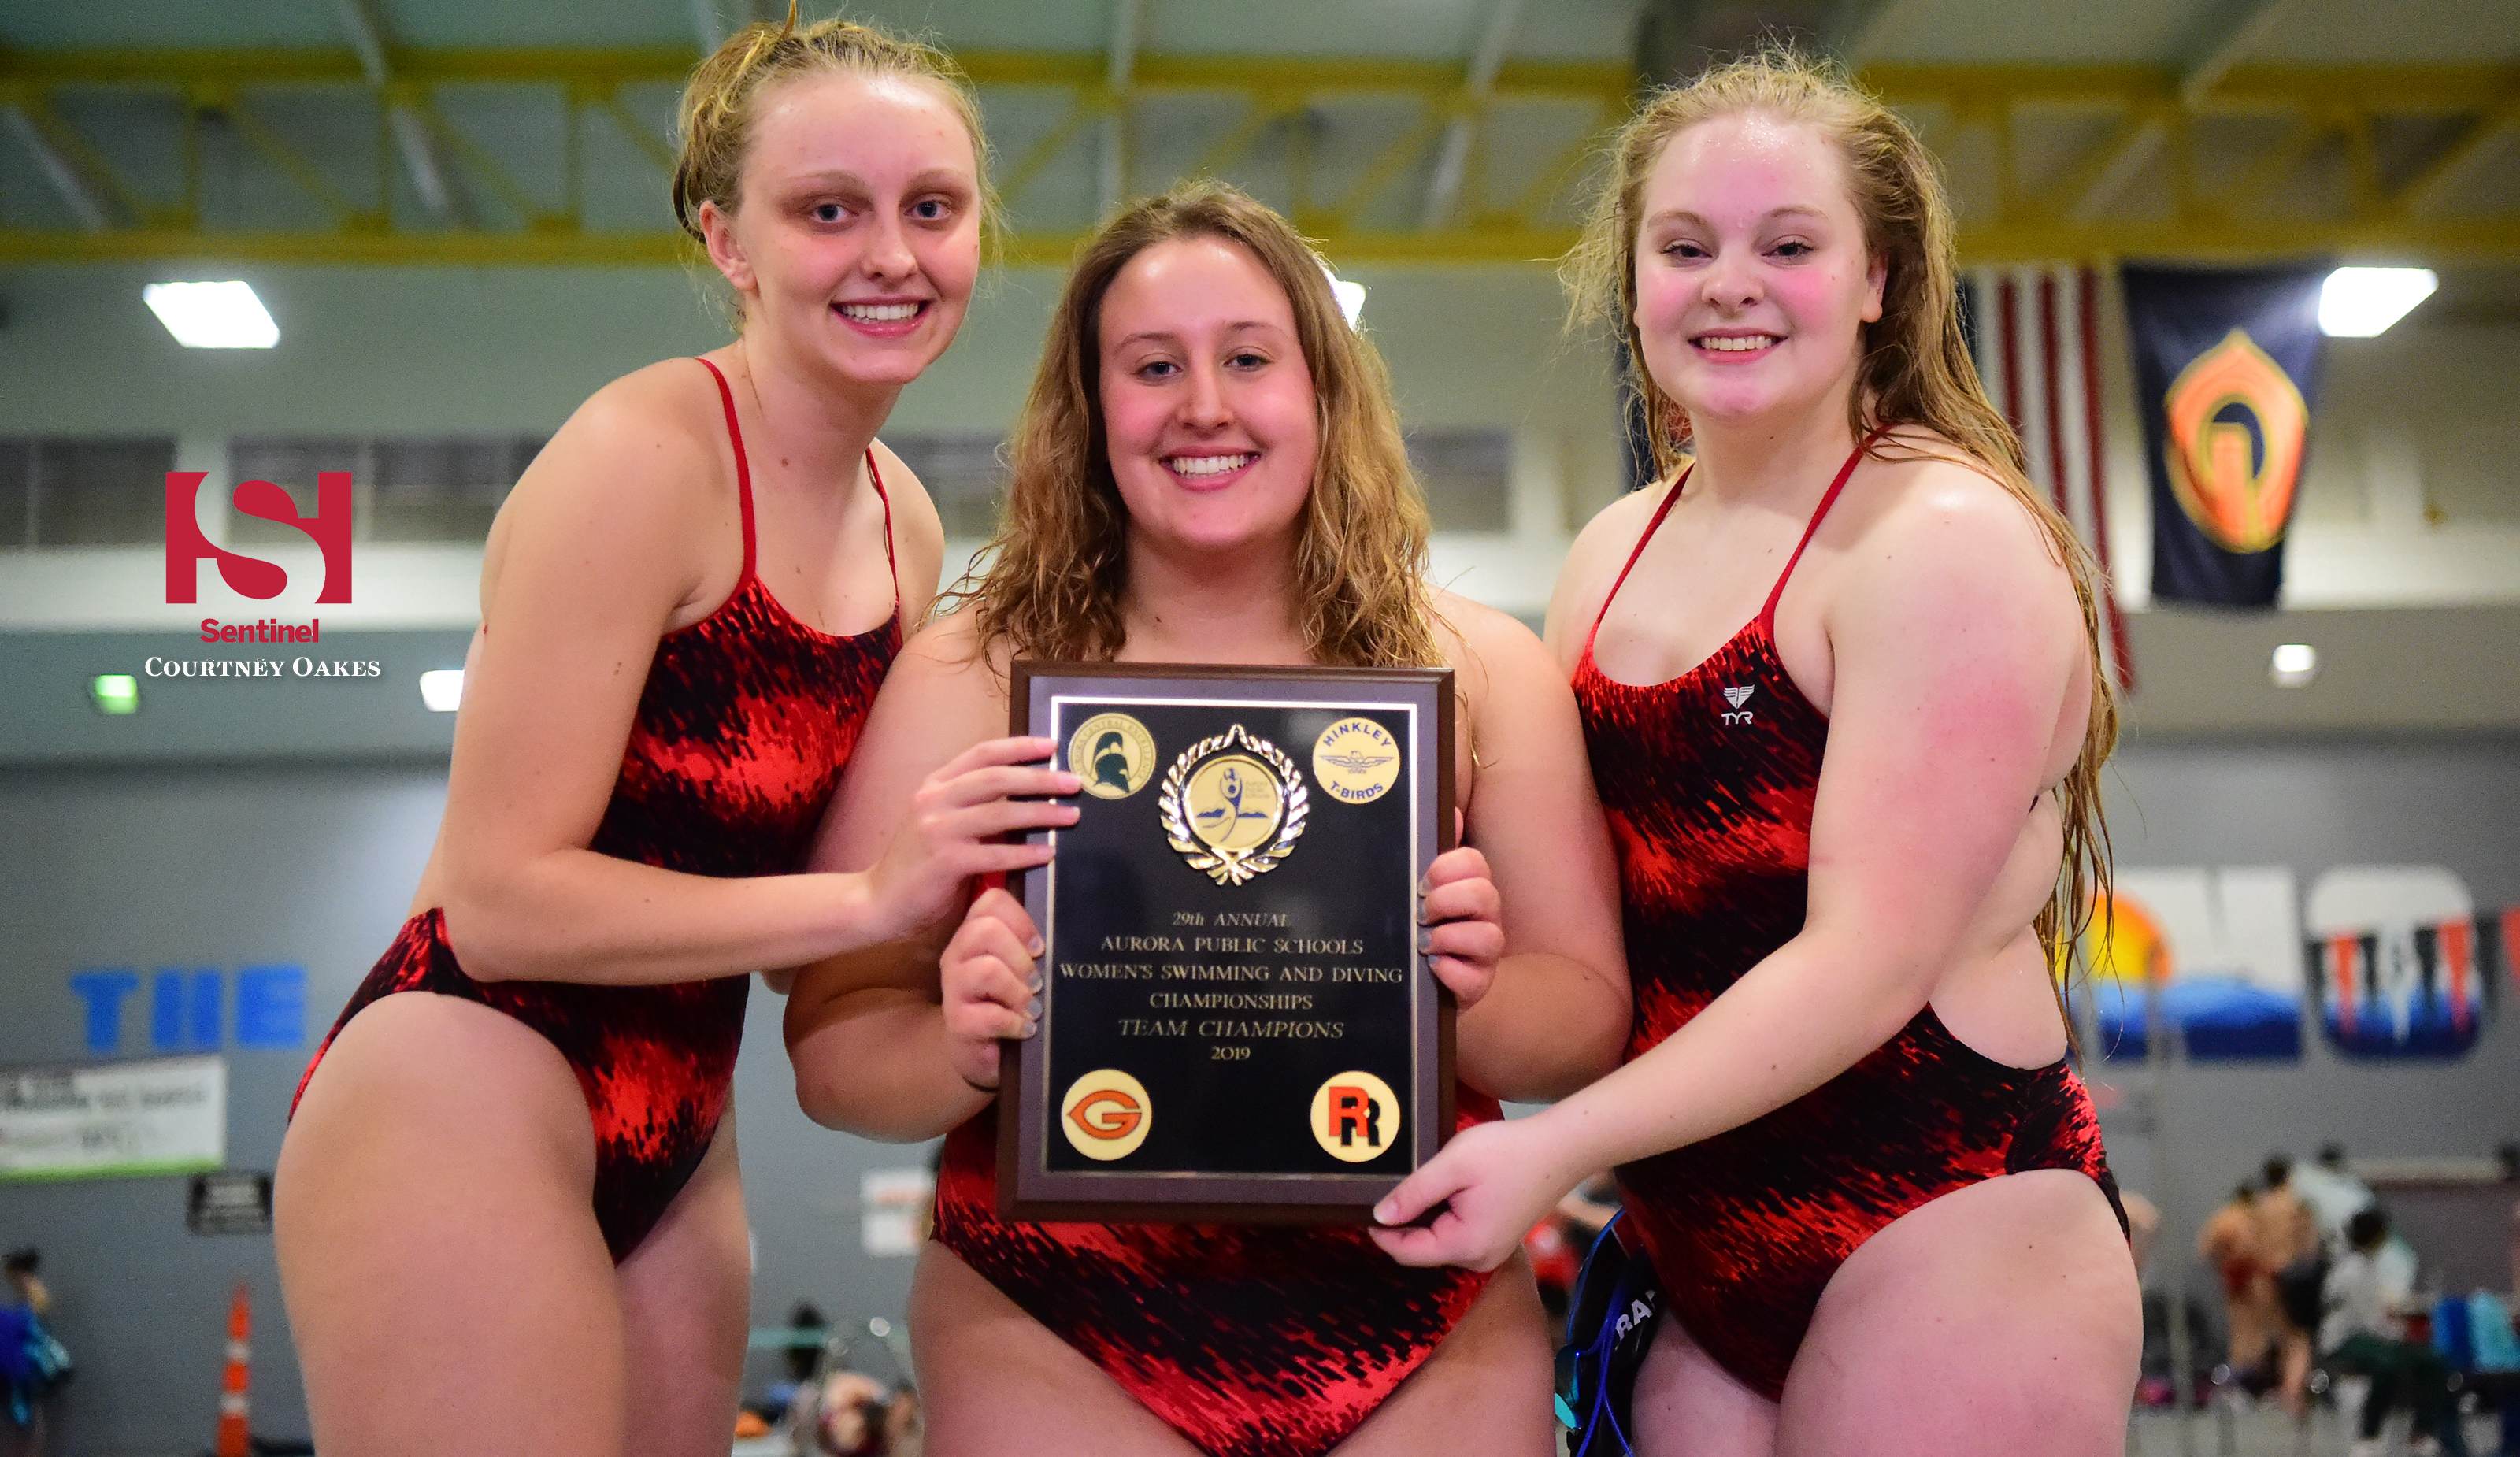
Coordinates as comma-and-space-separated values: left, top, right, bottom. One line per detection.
165, 471, 353, 603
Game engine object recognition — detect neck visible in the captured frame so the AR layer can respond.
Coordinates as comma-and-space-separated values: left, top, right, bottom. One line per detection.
1119, 530, 1309, 665
730, 328, 902, 486
1681, 377, 1865, 508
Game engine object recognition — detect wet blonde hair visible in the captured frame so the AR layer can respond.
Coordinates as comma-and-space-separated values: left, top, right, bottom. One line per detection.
959, 180, 1443, 671
672, 9, 996, 255
1564, 50, 2118, 1017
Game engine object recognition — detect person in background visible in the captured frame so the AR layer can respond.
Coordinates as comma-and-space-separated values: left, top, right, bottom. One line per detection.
2322, 1207, 2469, 1457
0, 1250, 60, 1457
2296, 1143, 2378, 1248
2257, 1154, 2324, 1417
2199, 1184, 2275, 1381
0, 1255, 43, 1322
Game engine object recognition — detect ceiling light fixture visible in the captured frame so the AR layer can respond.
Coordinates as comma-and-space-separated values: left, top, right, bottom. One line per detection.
2318, 268, 2436, 338
419, 669, 464, 713
2270, 643, 2318, 688
143, 281, 280, 349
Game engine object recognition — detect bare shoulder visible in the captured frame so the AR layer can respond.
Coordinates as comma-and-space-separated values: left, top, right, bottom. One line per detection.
1847, 433, 2073, 593
868, 437, 949, 621
1544, 473, 1681, 659
478, 359, 730, 607
880, 606, 1013, 727
1827, 432, 2084, 652
1432, 589, 1555, 703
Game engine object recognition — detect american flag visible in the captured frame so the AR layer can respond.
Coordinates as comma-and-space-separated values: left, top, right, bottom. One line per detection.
1967, 265, 2136, 691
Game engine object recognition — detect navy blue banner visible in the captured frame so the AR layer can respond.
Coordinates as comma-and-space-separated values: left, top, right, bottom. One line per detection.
2122, 264, 2326, 608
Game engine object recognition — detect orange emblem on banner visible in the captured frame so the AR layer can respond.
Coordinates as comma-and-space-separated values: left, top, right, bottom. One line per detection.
2162, 328, 2308, 554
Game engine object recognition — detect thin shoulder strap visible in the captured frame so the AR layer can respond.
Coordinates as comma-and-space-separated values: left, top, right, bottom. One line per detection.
864, 449, 899, 614
695, 357, 758, 581
1756, 432, 1881, 632
1583, 465, 1693, 658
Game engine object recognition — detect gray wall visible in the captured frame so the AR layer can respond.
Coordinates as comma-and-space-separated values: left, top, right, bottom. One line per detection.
2092, 736, 2520, 1311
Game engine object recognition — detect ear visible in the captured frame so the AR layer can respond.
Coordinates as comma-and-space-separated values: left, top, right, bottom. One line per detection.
1861, 250, 1888, 325
698, 198, 758, 298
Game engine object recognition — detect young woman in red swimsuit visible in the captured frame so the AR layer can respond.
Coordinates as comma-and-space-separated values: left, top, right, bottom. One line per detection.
273, 20, 1074, 1457
1373, 54, 2141, 1457
783, 182, 1628, 1457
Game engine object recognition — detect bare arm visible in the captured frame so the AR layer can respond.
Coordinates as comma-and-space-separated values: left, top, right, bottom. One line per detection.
1441, 595, 1629, 1102
783, 613, 1022, 1140
431, 364, 1064, 986
1378, 462, 2090, 1265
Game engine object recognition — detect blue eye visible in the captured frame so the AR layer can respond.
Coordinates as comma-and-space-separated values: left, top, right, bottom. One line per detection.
1137, 360, 1179, 380
812, 203, 846, 224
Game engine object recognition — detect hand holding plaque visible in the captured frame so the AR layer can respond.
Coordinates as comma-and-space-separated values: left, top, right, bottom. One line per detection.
997, 662, 1457, 1222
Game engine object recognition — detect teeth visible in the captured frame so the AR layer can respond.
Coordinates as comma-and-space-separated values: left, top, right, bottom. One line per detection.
1698, 336, 1776, 352
840, 302, 921, 322
1169, 454, 1255, 477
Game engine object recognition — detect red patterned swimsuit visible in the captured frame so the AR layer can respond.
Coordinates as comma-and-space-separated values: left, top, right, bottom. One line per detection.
933, 1090, 1501, 1455
294, 358, 902, 1262
1572, 443, 2124, 1401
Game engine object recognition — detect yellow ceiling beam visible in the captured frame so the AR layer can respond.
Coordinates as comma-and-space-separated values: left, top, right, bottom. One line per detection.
2, 50, 2515, 267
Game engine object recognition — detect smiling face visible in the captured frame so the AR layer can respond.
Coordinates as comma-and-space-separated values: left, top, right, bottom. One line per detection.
1095, 234, 1320, 560
702, 69, 981, 387
1631, 110, 1886, 431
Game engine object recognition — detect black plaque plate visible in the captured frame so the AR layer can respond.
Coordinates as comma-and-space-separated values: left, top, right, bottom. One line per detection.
1001, 662, 1455, 1222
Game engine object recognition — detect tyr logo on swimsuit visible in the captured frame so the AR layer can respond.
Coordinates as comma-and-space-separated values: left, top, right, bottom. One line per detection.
165, 470, 353, 604
1720, 684, 1756, 725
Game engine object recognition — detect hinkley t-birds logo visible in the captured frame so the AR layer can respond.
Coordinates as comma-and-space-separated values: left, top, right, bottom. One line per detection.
1310, 717, 1401, 805
1160, 723, 1308, 886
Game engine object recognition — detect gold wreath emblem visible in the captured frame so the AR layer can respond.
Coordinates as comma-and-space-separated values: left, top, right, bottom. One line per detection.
1158, 723, 1309, 886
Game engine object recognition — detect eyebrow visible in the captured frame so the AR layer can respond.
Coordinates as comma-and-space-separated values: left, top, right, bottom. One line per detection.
778, 168, 973, 193
1644, 204, 1830, 228
1110, 321, 1286, 350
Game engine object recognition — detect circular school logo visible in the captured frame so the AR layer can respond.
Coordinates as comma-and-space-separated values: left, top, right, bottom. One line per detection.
1310, 717, 1401, 805
1068, 713, 1156, 799
1158, 723, 1308, 886
1310, 1071, 1402, 1163
1061, 1068, 1152, 1160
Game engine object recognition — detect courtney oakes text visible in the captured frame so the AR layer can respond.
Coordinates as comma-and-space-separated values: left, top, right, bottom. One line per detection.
143, 657, 384, 677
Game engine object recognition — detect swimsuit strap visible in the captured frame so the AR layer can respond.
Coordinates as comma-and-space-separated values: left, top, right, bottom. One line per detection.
865, 449, 899, 614
1582, 465, 1695, 659
1755, 430, 1884, 633
695, 357, 758, 581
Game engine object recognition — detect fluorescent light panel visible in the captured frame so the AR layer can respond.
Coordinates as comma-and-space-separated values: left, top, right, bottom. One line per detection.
2271, 643, 2318, 687
2318, 268, 2436, 338
143, 281, 280, 349
419, 670, 464, 713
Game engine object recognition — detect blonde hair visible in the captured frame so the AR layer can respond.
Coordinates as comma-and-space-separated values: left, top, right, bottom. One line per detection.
958, 180, 1444, 671
671, 9, 996, 251
1564, 50, 2118, 1018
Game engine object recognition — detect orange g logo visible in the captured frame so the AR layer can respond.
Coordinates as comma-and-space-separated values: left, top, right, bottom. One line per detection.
2162, 328, 2309, 554
1059, 1069, 1151, 1160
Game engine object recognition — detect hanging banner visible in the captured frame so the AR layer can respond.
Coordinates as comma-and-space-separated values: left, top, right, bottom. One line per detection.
2121, 264, 2326, 608
2307, 866, 2497, 1058
2085, 866, 2303, 1060
0, 1055, 227, 1181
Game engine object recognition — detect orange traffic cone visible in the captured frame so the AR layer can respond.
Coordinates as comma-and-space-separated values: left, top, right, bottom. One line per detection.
215, 1284, 250, 1457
